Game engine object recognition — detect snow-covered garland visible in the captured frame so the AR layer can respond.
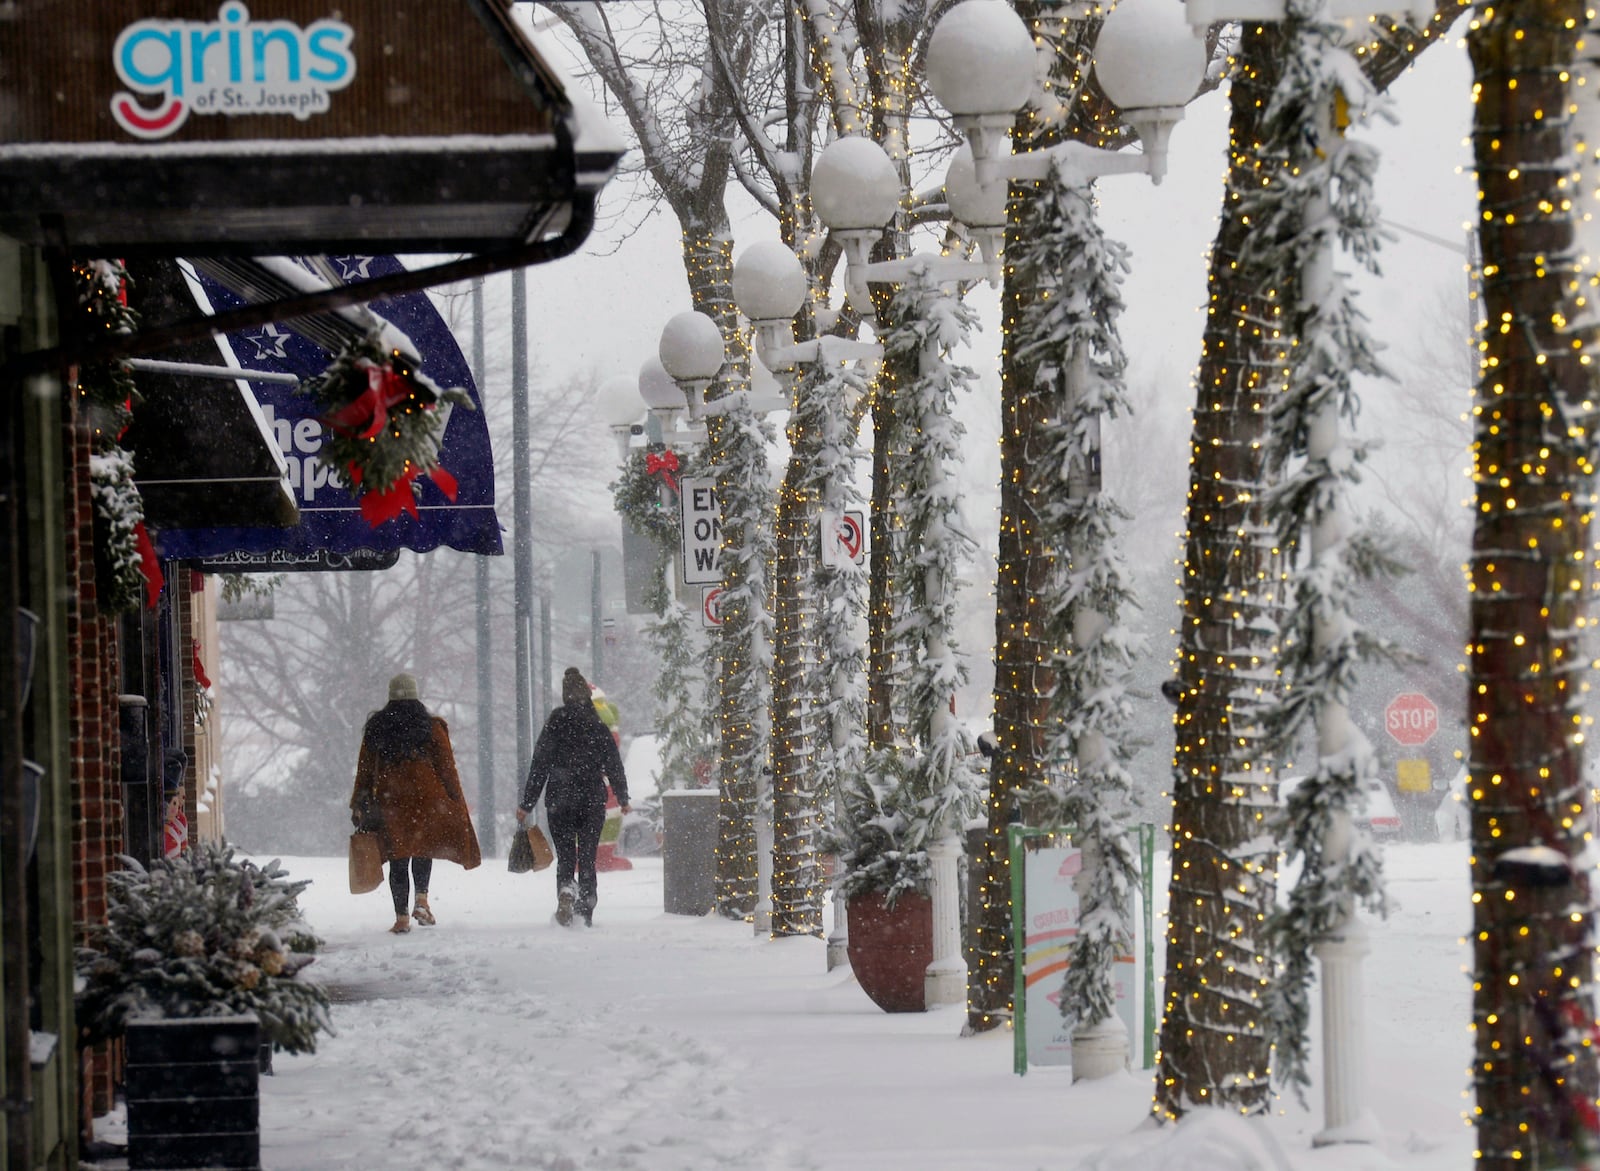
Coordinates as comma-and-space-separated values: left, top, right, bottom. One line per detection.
708, 396, 777, 919
1241, 0, 1402, 1097
74, 260, 152, 615
800, 359, 872, 889
835, 270, 983, 903
1013, 166, 1146, 1035
611, 444, 711, 792
301, 330, 471, 527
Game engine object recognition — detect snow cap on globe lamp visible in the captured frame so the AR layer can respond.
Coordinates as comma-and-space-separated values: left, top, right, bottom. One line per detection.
600, 373, 644, 430
638, 355, 686, 413
658, 311, 726, 419
600, 373, 644, 460
811, 136, 901, 310
733, 242, 808, 363
1092, 0, 1205, 184
925, 0, 1035, 182
732, 242, 807, 324
944, 143, 1008, 284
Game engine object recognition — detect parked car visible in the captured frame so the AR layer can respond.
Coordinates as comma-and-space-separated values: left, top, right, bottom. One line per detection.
1278, 774, 1403, 841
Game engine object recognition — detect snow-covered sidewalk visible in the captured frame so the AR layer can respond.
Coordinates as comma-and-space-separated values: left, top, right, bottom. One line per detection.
240, 845, 1475, 1170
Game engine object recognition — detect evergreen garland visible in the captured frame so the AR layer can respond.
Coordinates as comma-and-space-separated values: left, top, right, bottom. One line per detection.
72, 259, 149, 615
709, 394, 778, 919
76, 842, 330, 1054
611, 443, 711, 792
300, 329, 471, 520
835, 270, 983, 903
803, 361, 873, 886
1015, 167, 1146, 1035
1240, 0, 1401, 1098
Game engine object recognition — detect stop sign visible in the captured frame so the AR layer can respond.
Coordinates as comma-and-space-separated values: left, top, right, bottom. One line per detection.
1385, 692, 1439, 747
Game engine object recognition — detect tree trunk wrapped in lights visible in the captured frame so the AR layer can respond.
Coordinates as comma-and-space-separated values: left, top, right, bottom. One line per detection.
1153, 0, 1462, 1123
770, 354, 874, 938
806, 358, 873, 900
1467, 4, 1600, 1166
1156, 23, 1293, 1119
1240, 0, 1400, 1104
1015, 167, 1145, 1050
834, 270, 983, 904
969, 2, 1110, 1038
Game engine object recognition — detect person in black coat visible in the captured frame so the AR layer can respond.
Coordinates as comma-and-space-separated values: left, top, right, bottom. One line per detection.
518, 667, 631, 926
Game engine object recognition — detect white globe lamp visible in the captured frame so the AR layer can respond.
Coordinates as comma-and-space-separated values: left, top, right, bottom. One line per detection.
658, 311, 726, 419
1093, 0, 1206, 183
944, 144, 1008, 282
925, 0, 1035, 185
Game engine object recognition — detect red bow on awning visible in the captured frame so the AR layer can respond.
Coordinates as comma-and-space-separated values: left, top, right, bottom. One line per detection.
645, 449, 680, 495
134, 521, 164, 609
348, 462, 459, 528
321, 360, 414, 440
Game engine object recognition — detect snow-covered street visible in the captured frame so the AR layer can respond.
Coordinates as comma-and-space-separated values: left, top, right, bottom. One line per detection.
181, 843, 1485, 1170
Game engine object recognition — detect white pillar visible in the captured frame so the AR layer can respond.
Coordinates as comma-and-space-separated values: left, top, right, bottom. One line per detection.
832, 876, 857, 972
755, 807, 774, 935
924, 832, 966, 1006
1313, 910, 1377, 1145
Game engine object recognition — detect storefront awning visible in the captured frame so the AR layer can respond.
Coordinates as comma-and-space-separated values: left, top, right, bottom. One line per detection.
0, 1, 622, 260
119, 259, 299, 532
151, 255, 503, 563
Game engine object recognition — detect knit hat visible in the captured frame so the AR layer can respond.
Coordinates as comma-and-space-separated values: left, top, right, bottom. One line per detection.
562, 667, 590, 706
388, 673, 419, 702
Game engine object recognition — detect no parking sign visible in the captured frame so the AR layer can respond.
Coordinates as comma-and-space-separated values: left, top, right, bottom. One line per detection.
701, 585, 724, 629
820, 509, 866, 568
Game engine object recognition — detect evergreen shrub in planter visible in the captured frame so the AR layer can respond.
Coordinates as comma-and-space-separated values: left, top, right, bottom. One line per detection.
77, 843, 330, 1170
76, 841, 329, 1052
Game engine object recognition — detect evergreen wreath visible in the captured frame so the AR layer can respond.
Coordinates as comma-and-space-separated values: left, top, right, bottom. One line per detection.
76, 842, 330, 1054
72, 259, 150, 615
300, 329, 471, 526
612, 441, 694, 547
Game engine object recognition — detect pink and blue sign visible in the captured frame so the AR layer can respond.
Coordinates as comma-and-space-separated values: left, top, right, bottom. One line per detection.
112, 2, 355, 139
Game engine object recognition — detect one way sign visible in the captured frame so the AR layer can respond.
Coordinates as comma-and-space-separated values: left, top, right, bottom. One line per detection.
680, 475, 722, 586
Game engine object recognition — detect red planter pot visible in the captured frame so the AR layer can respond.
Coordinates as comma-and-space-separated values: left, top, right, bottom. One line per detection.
845, 890, 933, 1013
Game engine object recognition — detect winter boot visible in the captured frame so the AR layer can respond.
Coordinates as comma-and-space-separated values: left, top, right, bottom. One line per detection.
389, 914, 412, 934
555, 887, 576, 927
412, 894, 436, 926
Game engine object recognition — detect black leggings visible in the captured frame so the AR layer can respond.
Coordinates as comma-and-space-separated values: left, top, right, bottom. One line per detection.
548, 800, 607, 913
389, 857, 433, 916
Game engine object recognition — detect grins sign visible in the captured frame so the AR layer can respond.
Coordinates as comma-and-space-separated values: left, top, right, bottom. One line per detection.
112, 2, 356, 139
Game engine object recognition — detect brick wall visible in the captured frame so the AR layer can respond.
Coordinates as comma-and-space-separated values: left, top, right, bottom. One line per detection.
65, 415, 124, 1124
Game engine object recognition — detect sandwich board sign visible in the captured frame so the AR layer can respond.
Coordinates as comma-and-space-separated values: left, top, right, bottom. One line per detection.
1009, 825, 1156, 1075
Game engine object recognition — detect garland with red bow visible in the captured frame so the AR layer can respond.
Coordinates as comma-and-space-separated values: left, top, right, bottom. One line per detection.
301, 330, 472, 527
74, 259, 163, 614
612, 442, 696, 549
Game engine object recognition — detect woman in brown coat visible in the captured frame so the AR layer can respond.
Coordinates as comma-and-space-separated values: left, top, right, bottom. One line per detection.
350, 673, 482, 934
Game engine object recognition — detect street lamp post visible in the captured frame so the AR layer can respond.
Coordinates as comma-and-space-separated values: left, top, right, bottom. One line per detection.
761, 0, 1203, 1039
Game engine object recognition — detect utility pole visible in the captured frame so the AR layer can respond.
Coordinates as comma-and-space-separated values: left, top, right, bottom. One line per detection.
591, 549, 603, 686
472, 277, 495, 852
512, 269, 533, 781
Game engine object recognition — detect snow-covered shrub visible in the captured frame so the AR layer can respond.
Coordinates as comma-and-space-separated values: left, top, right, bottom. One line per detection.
76, 842, 330, 1054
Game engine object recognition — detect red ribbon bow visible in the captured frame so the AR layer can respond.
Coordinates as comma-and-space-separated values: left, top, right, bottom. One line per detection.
348, 462, 459, 528
321, 360, 414, 440
645, 449, 680, 495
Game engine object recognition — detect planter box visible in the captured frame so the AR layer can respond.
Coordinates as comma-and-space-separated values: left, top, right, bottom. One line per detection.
125, 1014, 261, 1171
846, 891, 933, 1013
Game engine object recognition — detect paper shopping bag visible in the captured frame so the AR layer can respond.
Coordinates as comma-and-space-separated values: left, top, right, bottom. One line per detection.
348, 831, 384, 894
509, 825, 554, 874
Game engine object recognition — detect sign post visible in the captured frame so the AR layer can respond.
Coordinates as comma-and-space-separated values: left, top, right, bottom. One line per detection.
680, 475, 721, 586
